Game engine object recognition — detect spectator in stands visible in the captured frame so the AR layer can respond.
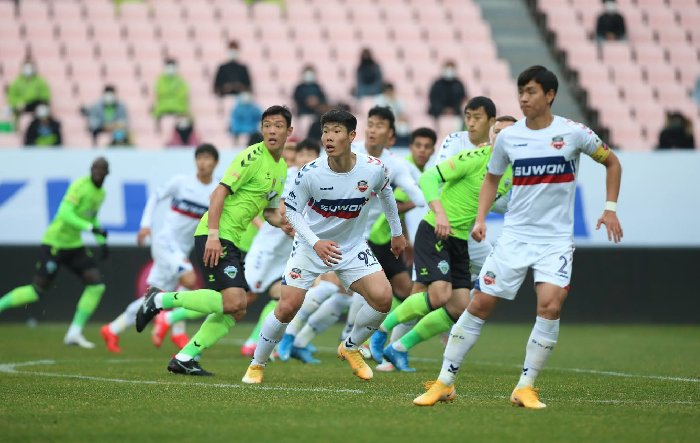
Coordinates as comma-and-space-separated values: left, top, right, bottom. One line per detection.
306, 103, 332, 142
153, 58, 190, 126
428, 60, 466, 118
213, 40, 253, 97
229, 91, 262, 146
394, 116, 412, 147
23, 103, 62, 147
293, 65, 327, 116
595, 0, 626, 42
8, 60, 51, 120
84, 85, 129, 146
167, 114, 202, 148
109, 121, 133, 147
355, 48, 383, 98
374, 82, 405, 120
657, 111, 695, 149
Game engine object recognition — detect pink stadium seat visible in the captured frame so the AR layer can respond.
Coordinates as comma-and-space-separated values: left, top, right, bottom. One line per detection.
600, 42, 633, 64
56, 19, 89, 42
83, 1, 116, 21
117, 2, 151, 22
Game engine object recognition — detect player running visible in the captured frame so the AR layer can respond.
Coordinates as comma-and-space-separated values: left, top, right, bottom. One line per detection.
242, 109, 406, 383
0, 157, 110, 348
134, 105, 292, 376
100, 144, 219, 353
415, 65, 623, 408
378, 115, 516, 371
241, 139, 321, 358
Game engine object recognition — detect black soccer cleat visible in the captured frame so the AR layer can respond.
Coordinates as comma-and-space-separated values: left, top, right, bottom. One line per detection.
167, 357, 214, 376
135, 286, 162, 333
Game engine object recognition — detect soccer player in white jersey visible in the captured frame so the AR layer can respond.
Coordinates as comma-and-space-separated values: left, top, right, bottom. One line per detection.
415, 65, 623, 408
100, 144, 219, 353
242, 109, 407, 383
241, 139, 321, 357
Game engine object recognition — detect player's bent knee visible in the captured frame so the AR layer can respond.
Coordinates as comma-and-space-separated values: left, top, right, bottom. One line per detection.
537, 303, 561, 320
232, 308, 247, 321
179, 271, 197, 289
466, 290, 497, 320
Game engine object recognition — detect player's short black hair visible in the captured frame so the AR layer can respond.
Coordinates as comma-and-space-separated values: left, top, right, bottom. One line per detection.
517, 65, 559, 105
496, 115, 517, 123
464, 96, 496, 118
261, 105, 292, 128
367, 106, 395, 135
320, 109, 357, 133
410, 127, 437, 145
295, 138, 321, 155
195, 143, 219, 162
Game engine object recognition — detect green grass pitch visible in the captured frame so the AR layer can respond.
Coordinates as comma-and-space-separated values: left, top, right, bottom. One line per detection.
1, 323, 699, 443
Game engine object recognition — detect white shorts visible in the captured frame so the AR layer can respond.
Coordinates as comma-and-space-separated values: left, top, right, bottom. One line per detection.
283, 241, 383, 291
475, 234, 574, 300
245, 240, 293, 293
147, 239, 193, 291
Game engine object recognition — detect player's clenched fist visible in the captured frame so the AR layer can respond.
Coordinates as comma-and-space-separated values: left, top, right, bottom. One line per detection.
390, 234, 407, 259
313, 240, 342, 267
471, 220, 487, 242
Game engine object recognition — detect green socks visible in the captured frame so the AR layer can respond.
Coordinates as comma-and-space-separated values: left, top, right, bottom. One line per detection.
399, 307, 455, 350
162, 289, 223, 314
180, 313, 235, 358
381, 292, 431, 332
70, 284, 106, 327
0, 285, 40, 313
168, 307, 207, 324
248, 300, 278, 342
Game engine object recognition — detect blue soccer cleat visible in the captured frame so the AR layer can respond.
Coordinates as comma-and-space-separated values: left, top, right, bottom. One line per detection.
291, 346, 321, 364
307, 342, 317, 354
369, 330, 388, 364
278, 333, 294, 362
383, 344, 416, 372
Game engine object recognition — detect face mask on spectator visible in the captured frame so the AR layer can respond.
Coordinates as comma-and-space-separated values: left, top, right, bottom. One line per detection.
604, 1, 617, 12
303, 70, 316, 83
396, 121, 410, 136
103, 93, 116, 105
442, 67, 456, 80
35, 104, 49, 119
238, 92, 251, 104
177, 117, 191, 129
22, 64, 35, 77
229, 49, 239, 60
165, 64, 178, 76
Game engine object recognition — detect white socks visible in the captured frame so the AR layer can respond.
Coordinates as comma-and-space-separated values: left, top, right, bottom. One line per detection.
344, 303, 388, 349
294, 293, 350, 347
252, 313, 287, 366
154, 292, 164, 309
341, 292, 365, 341
390, 319, 416, 343
437, 312, 485, 386
109, 298, 143, 334
516, 316, 559, 388
286, 280, 338, 336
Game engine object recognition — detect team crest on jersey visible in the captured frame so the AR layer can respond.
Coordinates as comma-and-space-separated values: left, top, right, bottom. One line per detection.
224, 265, 238, 279
551, 136, 566, 150
437, 260, 450, 275
357, 180, 369, 192
483, 271, 496, 285
289, 268, 302, 279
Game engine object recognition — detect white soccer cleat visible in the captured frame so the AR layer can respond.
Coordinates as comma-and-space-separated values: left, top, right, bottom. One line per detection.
64, 331, 96, 349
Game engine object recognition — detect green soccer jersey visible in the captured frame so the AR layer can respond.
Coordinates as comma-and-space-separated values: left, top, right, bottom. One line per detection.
237, 214, 261, 253
420, 145, 512, 241
42, 176, 106, 249
195, 142, 287, 246
368, 155, 420, 245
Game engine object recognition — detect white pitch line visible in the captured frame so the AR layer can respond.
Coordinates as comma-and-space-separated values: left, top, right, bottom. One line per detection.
223, 340, 700, 384
0, 360, 365, 394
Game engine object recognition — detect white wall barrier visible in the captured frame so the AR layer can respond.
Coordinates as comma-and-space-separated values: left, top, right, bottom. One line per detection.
0, 149, 698, 246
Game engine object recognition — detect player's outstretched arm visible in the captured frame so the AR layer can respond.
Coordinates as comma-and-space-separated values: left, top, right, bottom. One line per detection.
595, 150, 623, 243
203, 185, 228, 267
471, 173, 501, 242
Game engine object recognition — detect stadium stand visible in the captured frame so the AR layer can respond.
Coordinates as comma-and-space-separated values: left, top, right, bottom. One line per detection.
536, 0, 700, 150
1, 0, 697, 150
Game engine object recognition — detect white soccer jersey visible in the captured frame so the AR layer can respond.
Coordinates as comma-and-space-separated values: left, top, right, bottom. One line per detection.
430, 131, 476, 167
284, 152, 390, 253
350, 141, 426, 232
489, 116, 609, 243
140, 174, 218, 251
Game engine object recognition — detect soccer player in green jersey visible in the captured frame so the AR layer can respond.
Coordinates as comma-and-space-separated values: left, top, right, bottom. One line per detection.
134, 105, 292, 376
370, 97, 500, 369
381, 117, 516, 371
0, 157, 110, 348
